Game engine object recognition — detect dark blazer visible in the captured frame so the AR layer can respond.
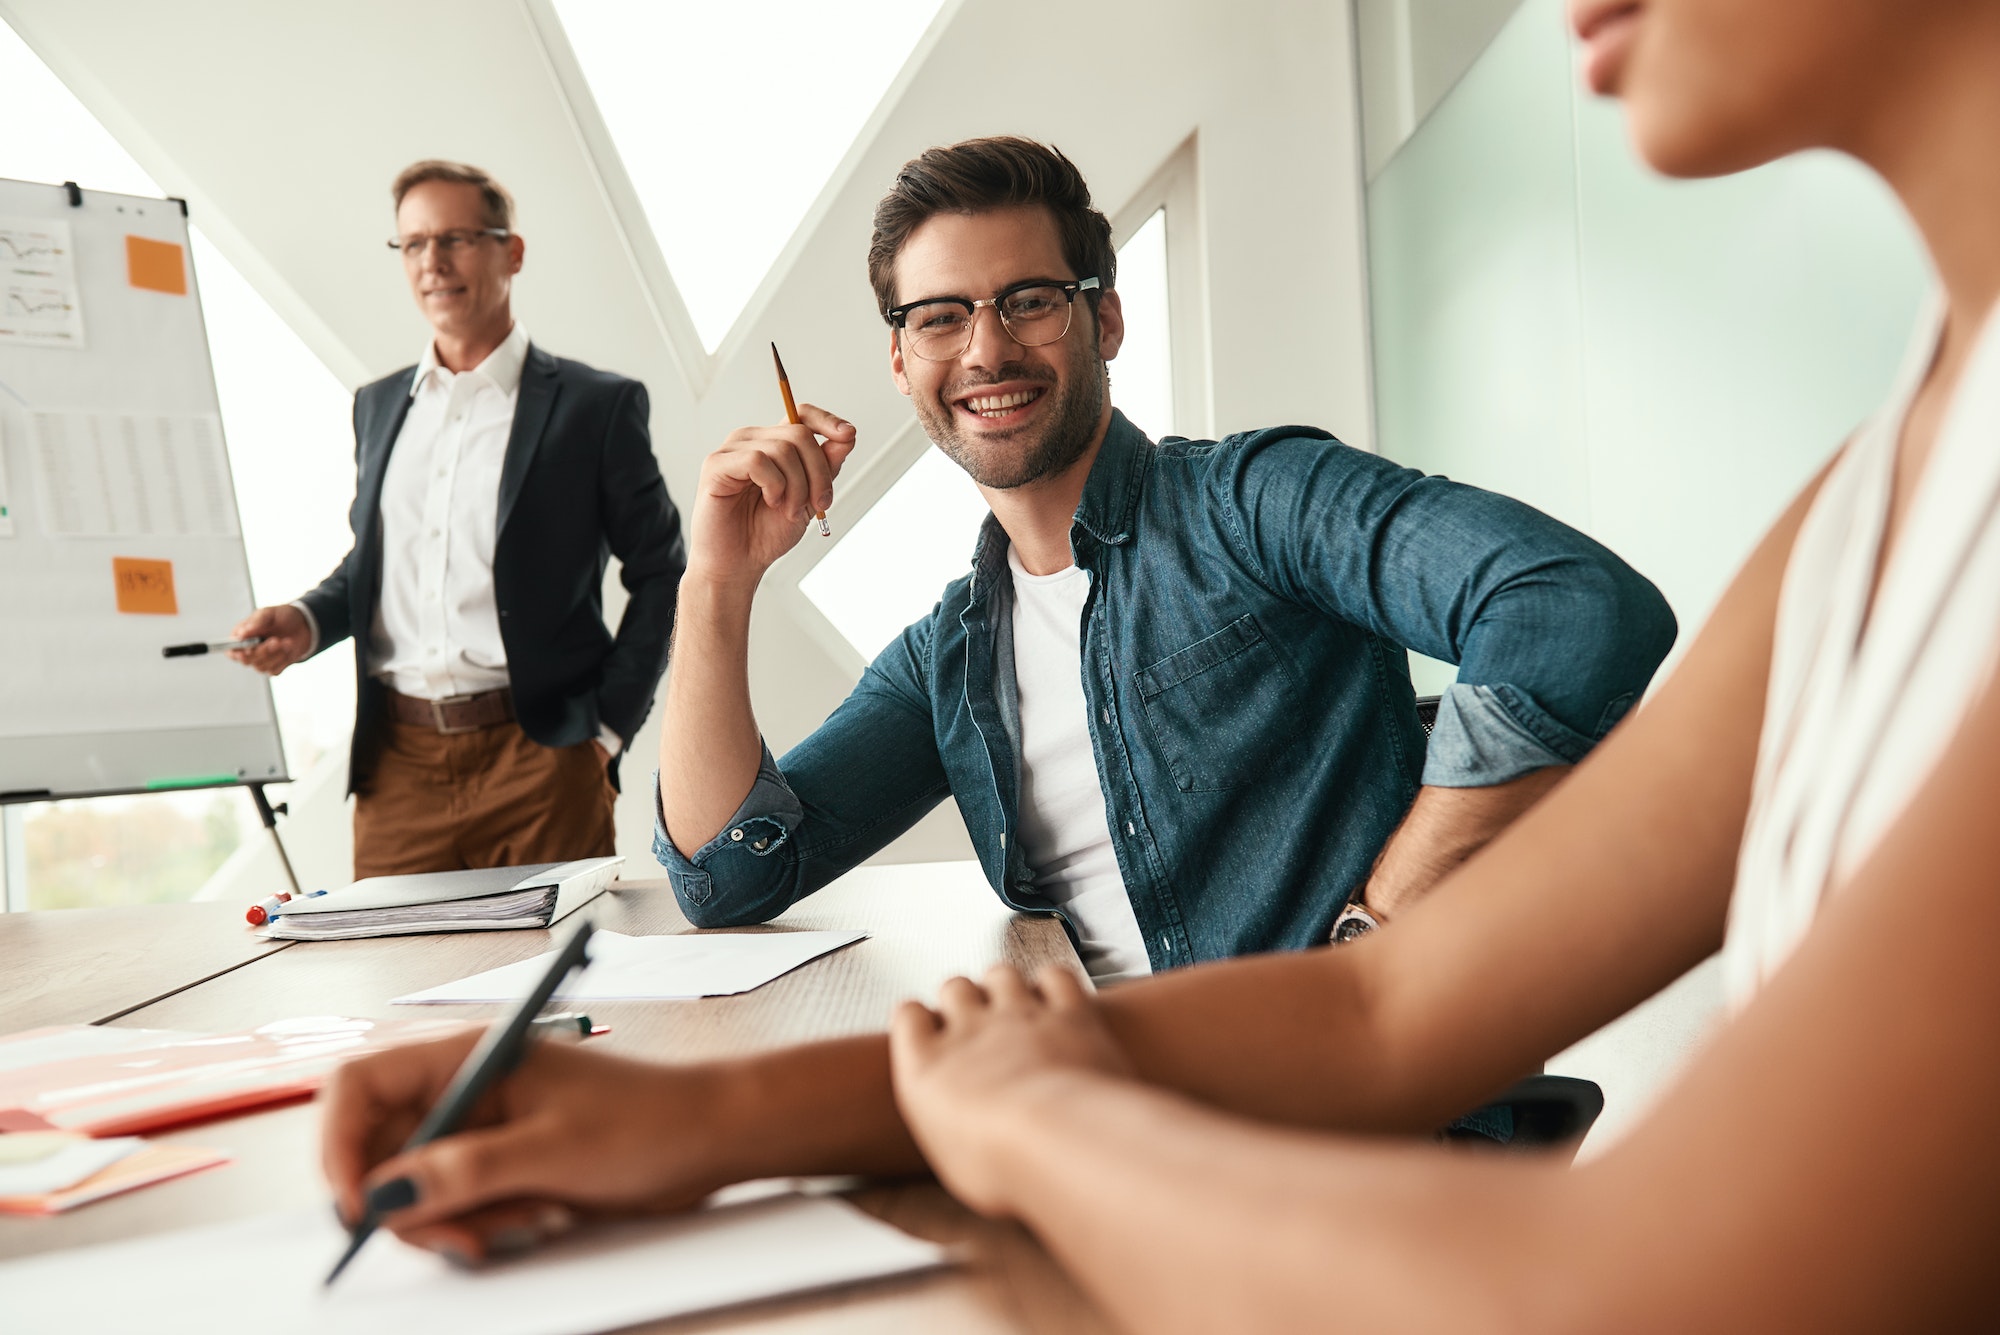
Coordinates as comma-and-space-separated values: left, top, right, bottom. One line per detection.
300, 343, 686, 793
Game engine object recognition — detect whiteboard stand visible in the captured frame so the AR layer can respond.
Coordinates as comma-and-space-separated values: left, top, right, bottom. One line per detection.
1, 805, 26, 912
248, 782, 302, 898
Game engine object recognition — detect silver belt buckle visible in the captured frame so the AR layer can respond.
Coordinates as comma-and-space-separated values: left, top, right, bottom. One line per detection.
429, 693, 484, 735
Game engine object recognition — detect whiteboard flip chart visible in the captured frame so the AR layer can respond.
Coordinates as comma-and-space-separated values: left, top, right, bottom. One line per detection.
0, 177, 285, 800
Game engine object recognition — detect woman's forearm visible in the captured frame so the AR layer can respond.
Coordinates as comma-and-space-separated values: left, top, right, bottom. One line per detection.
705, 1034, 928, 1182
986, 1072, 1566, 1335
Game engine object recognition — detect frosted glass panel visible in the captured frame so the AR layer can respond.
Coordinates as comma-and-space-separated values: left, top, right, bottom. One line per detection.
1366, 0, 1590, 530
1367, 0, 1927, 634
1571, 100, 1927, 624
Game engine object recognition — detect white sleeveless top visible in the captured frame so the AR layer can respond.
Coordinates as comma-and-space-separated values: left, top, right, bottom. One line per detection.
1724, 297, 2000, 1010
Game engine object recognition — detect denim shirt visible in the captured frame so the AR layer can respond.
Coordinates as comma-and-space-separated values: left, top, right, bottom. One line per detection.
655, 412, 1675, 970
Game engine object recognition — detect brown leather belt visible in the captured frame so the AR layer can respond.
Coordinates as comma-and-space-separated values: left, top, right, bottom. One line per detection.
384, 686, 514, 735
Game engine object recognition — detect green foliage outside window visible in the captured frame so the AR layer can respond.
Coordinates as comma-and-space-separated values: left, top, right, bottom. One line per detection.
24, 795, 243, 909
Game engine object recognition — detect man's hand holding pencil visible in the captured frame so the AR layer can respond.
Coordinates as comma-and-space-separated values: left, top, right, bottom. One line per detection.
689, 379, 856, 584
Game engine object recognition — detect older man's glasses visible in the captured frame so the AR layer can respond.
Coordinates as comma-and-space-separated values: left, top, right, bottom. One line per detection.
387, 228, 511, 260
889, 277, 1101, 362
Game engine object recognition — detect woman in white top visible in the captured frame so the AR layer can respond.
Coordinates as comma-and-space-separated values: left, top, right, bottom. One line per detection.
879, 1, 2000, 1329
322, 0, 2000, 1325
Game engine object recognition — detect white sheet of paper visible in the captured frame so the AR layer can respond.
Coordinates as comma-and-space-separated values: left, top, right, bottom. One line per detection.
30, 410, 236, 537
391, 929, 868, 1004
0, 1134, 143, 1195
0, 216, 85, 349
0, 1193, 947, 1335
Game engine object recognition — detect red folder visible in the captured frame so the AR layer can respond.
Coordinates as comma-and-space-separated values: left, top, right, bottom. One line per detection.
0, 1015, 470, 1137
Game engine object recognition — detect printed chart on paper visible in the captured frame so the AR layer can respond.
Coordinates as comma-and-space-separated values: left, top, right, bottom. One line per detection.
0, 216, 85, 349
31, 410, 237, 538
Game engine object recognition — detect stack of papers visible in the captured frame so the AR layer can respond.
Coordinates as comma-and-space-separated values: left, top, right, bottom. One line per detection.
392, 929, 868, 1004
0, 1131, 227, 1215
0, 1192, 949, 1333
263, 857, 621, 941
273, 885, 563, 939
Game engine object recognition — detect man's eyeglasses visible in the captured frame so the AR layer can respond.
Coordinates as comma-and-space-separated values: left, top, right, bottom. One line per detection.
888, 277, 1101, 362
387, 228, 511, 260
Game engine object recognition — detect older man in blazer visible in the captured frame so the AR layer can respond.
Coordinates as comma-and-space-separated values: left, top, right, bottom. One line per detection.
233, 160, 685, 877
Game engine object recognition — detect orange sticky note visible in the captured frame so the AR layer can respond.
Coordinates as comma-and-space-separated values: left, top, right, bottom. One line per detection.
125, 236, 187, 295
112, 557, 178, 615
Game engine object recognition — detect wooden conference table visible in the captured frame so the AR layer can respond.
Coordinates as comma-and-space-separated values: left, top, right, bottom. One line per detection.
0, 865, 1113, 1333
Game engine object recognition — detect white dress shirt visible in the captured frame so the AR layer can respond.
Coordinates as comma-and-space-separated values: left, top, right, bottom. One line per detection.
367, 322, 526, 704
295, 324, 620, 754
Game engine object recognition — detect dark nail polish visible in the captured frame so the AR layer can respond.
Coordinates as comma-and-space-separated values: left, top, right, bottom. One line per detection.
365, 1176, 418, 1215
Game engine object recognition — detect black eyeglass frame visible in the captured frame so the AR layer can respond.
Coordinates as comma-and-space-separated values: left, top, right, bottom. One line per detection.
386, 227, 513, 256
887, 276, 1103, 359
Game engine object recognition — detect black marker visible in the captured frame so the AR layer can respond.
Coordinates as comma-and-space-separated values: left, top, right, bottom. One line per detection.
162, 637, 263, 658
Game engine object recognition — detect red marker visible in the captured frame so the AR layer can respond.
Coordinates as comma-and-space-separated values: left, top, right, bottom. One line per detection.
245, 892, 292, 926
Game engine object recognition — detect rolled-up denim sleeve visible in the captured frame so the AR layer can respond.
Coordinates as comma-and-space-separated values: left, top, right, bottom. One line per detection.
1217, 429, 1676, 787
651, 745, 804, 919
651, 613, 953, 926
1421, 683, 1580, 786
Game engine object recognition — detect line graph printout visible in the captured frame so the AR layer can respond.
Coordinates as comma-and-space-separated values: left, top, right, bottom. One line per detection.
0, 215, 85, 349
31, 410, 237, 538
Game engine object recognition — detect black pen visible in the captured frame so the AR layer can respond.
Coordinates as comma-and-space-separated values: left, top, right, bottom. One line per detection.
324, 919, 598, 1286
162, 637, 264, 658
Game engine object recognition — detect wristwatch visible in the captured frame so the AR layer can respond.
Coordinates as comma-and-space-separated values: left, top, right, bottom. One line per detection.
1330, 900, 1380, 944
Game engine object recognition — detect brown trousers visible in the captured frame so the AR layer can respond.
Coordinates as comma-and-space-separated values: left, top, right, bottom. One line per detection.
351, 717, 616, 878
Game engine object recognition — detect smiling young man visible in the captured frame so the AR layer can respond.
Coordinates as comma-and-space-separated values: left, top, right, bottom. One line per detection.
656, 137, 1674, 982
231, 160, 685, 875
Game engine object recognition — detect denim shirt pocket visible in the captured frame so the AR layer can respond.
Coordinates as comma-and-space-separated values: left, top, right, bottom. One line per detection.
1133, 614, 1304, 791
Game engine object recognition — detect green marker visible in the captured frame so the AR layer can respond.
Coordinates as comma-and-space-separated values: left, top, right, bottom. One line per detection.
146, 774, 238, 791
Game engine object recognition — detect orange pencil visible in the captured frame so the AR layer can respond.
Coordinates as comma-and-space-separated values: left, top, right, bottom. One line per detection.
772, 342, 831, 537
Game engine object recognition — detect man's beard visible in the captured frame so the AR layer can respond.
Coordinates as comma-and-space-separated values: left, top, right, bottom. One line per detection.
917, 349, 1107, 491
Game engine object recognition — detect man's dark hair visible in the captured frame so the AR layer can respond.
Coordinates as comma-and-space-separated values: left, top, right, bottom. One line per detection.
391, 159, 515, 231
867, 137, 1115, 323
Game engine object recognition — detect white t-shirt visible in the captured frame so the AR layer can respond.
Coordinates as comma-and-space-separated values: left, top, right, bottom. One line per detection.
1008, 545, 1153, 984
